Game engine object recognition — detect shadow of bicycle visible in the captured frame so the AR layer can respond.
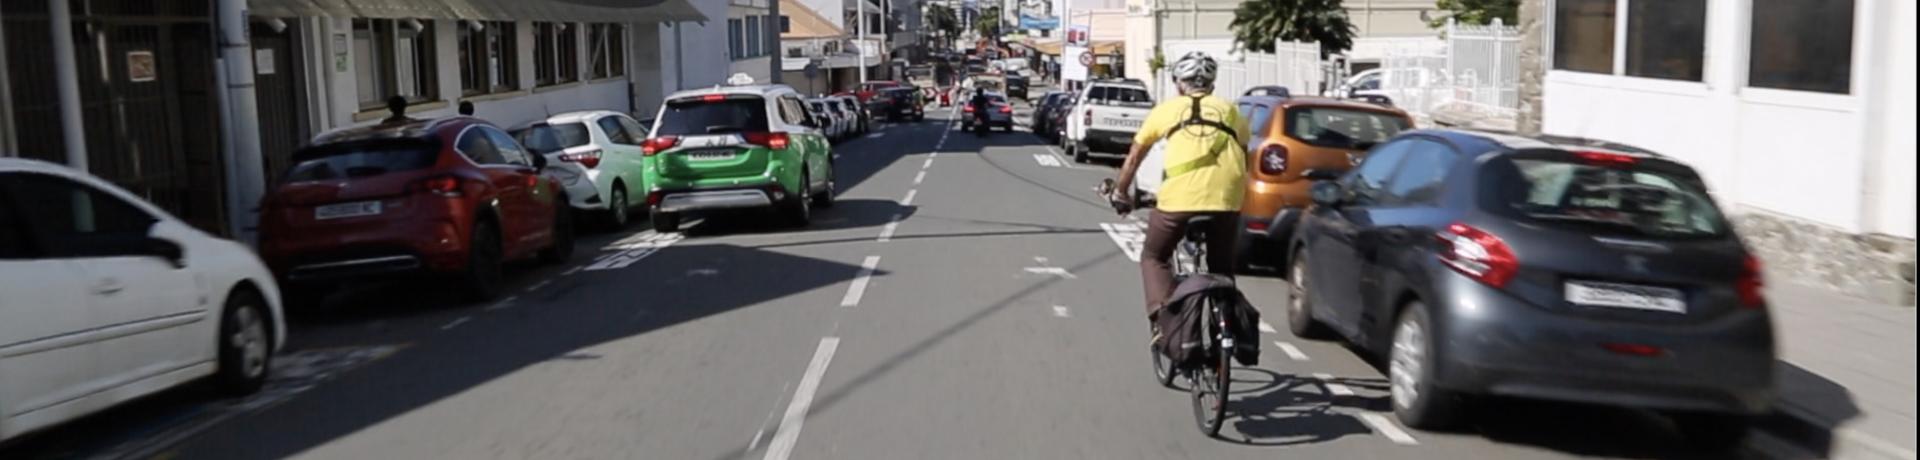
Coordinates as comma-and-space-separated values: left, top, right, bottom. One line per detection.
1201, 368, 1386, 447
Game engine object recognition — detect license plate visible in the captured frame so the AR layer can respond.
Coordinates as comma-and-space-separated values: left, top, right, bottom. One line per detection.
1565, 281, 1686, 313
686, 150, 737, 161
1107, 119, 1143, 129
315, 201, 381, 220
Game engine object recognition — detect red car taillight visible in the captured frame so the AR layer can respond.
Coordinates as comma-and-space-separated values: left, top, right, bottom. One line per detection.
1436, 223, 1518, 288
964, 105, 976, 113
1082, 110, 1092, 126
999, 106, 1013, 114
559, 150, 602, 168
1258, 144, 1290, 175
1576, 151, 1639, 168
1738, 255, 1766, 309
744, 132, 791, 150
412, 175, 465, 197
643, 136, 680, 156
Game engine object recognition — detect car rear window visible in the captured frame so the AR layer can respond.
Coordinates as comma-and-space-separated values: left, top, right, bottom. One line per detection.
1088, 86, 1152, 108
655, 97, 769, 136
1483, 156, 1729, 239
512, 123, 591, 153
284, 141, 439, 182
1285, 107, 1411, 149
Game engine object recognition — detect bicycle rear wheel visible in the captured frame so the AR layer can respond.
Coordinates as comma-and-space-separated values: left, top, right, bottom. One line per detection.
1189, 315, 1231, 436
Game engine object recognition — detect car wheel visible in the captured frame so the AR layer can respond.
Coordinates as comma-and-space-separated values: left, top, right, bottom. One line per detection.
460, 220, 504, 302
1390, 303, 1468, 430
540, 202, 575, 265
1073, 144, 1090, 163
784, 171, 813, 227
1672, 413, 1752, 453
1288, 250, 1334, 340
214, 288, 272, 395
651, 210, 681, 233
605, 186, 631, 230
811, 167, 836, 208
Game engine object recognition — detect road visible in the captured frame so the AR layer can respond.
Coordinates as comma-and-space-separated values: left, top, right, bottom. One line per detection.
3, 103, 1771, 460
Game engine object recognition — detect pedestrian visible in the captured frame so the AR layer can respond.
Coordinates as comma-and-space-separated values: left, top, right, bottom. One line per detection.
380, 95, 418, 125
458, 101, 475, 116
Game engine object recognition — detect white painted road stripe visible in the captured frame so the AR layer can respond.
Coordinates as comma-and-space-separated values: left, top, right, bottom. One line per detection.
1314, 373, 1356, 396
866, 132, 884, 139
922, 157, 934, 169
1099, 222, 1147, 262
761, 337, 842, 460
440, 316, 471, 330
1359, 413, 1421, 445
913, 171, 926, 184
1259, 322, 1277, 333
1034, 154, 1063, 167
901, 189, 917, 206
484, 296, 520, 311
1276, 341, 1311, 361
1052, 305, 1071, 318
878, 216, 901, 242
840, 256, 882, 307
586, 233, 683, 271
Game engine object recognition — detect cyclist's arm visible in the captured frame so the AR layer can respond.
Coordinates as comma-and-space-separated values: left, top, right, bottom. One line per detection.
1116, 103, 1180, 193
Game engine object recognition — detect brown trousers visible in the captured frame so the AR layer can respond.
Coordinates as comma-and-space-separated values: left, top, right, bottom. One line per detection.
1140, 209, 1240, 316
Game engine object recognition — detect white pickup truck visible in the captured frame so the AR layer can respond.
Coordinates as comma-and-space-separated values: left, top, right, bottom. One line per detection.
1064, 79, 1155, 163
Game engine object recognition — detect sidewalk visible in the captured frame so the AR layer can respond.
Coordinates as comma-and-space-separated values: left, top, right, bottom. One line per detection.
1761, 282, 1917, 460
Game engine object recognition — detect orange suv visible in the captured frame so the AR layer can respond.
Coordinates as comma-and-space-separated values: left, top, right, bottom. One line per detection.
1234, 92, 1413, 268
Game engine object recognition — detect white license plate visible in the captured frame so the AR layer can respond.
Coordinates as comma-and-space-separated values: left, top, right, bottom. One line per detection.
1565, 281, 1687, 313
1107, 119, 1143, 129
686, 150, 737, 161
315, 201, 382, 220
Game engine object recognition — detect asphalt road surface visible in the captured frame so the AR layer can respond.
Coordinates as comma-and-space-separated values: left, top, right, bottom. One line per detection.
2, 103, 1777, 460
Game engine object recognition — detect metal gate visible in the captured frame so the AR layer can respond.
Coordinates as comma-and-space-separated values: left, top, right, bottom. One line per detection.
1, 0, 226, 233
252, 22, 308, 187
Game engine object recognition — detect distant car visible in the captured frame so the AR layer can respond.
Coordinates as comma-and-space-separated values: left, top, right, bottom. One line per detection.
1005, 75, 1030, 100
855, 81, 903, 103
0, 158, 287, 443
1287, 130, 1774, 451
1030, 91, 1070, 141
512, 110, 652, 229
1049, 93, 1080, 147
961, 92, 1015, 132
869, 87, 925, 122
259, 117, 575, 303
808, 99, 849, 140
831, 95, 869, 135
643, 84, 836, 232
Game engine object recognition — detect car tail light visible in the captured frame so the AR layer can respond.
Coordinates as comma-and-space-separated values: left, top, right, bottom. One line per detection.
1246, 220, 1270, 232
1738, 255, 1766, 309
1436, 223, 1519, 288
964, 105, 975, 113
1259, 144, 1290, 175
702, 94, 727, 102
1601, 343, 1664, 357
643, 136, 680, 156
999, 106, 1013, 114
559, 150, 602, 168
1575, 151, 1638, 168
1083, 110, 1092, 126
646, 190, 665, 206
744, 132, 791, 150
524, 175, 541, 188
412, 175, 465, 197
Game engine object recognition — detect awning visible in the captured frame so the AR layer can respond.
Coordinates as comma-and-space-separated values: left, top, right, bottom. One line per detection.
1027, 40, 1122, 56
250, 0, 709, 24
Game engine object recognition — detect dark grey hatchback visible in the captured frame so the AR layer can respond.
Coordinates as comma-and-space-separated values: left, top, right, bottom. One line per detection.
1286, 130, 1774, 450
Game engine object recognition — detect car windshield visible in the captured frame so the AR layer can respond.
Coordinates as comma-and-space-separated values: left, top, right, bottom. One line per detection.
512, 123, 592, 153
655, 97, 769, 135
283, 141, 439, 182
1485, 157, 1729, 239
1285, 107, 1411, 149
1089, 86, 1153, 108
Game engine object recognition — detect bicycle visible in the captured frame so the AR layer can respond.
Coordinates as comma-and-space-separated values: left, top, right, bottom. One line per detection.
1099, 179, 1235, 437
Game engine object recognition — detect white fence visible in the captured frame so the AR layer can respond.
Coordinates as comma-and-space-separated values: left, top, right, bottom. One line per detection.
1377, 18, 1521, 120
1157, 39, 1324, 100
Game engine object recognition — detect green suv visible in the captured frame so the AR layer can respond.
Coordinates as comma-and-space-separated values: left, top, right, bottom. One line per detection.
641, 84, 835, 233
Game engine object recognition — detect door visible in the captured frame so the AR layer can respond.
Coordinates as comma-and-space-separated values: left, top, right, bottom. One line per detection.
252, 20, 308, 189
1352, 138, 1460, 342
597, 115, 645, 197
3, 172, 199, 404
457, 126, 537, 255
1311, 139, 1414, 336
0, 181, 97, 422
486, 127, 551, 255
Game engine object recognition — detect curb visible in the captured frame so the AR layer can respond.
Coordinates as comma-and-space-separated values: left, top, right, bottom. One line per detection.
1755, 405, 1917, 460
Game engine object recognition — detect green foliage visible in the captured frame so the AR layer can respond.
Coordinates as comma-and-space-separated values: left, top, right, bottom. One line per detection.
1228, 0, 1357, 57
1431, 0, 1520, 27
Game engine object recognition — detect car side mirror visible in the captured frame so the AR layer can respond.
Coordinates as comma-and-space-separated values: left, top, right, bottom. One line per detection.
138, 236, 186, 269
1303, 169, 1342, 182
1310, 181, 1346, 208
530, 153, 549, 170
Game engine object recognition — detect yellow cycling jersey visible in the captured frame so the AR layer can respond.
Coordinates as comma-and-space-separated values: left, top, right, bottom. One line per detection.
1132, 93, 1250, 213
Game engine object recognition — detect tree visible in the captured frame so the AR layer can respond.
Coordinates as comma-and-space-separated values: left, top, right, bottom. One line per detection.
1227, 0, 1357, 57
974, 6, 1002, 39
926, 4, 961, 49
1429, 0, 1519, 28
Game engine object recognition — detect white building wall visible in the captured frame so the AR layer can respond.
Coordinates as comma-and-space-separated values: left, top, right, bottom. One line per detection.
1542, 0, 1912, 239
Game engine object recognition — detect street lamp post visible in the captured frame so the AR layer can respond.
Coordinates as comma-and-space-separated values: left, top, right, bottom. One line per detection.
858, 0, 869, 83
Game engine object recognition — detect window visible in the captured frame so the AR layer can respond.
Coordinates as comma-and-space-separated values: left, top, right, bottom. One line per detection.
598, 117, 634, 145
284, 141, 440, 182
1345, 140, 1414, 205
1552, 0, 1615, 74
781, 16, 791, 33
656, 97, 771, 135
459, 21, 518, 95
746, 16, 763, 58
535, 22, 580, 87
355, 18, 439, 109
457, 128, 506, 165
728, 19, 744, 59
1750, 0, 1855, 94
1285, 107, 1412, 149
787, 46, 806, 58
779, 96, 809, 126
1483, 158, 1728, 238
589, 24, 627, 80
1383, 140, 1455, 205
3, 173, 158, 258
0, 187, 30, 259
484, 128, 532, 166
1623, 0, 1706, 81
617, 116, 650, 140
1245, 104, 1274, 138
513, 124, 593, 153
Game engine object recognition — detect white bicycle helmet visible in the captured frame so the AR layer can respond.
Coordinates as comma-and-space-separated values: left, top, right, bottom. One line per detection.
1171, 51, 1219, 88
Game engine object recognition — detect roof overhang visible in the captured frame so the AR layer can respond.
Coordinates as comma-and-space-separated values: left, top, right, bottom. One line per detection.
251, 0, 708, 24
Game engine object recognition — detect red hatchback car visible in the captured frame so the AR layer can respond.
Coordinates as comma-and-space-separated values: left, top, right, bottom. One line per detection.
259, 117, 575, 303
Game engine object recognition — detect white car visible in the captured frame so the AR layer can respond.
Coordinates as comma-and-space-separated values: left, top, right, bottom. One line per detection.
1066, 79, 1155, 163
0, 158, 286, 442
808, 98, 849, 140
830, 96, 867, 135
512, 111, 651, 229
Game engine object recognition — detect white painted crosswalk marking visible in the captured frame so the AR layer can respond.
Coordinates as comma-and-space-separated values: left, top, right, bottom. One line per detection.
1099, 222, 1148, 262
586, 232, 683, 271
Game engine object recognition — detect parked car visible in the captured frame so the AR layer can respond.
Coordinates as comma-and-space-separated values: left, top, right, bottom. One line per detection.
869, 87, 925, 122
961, 91, 1015, 132
1, 158, 286, 443
1286, 130, 1774, 450
807, 98, 848, 140
831, 95, 869, 135
1048, 93, 1080, 147
259, 117, 575, 303
643, 84, 836, 232
511, 110, 652, 229
1065, 79, 1154, 163
1006, 75, 1030, 100
855, 80, 904, 103
1133, 95, 1414, 268
1030, 91, 1070, 141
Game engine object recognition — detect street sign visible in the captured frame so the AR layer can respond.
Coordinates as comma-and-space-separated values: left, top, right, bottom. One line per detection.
1062, 24, 1091, 82
1079, 51, 1093, 67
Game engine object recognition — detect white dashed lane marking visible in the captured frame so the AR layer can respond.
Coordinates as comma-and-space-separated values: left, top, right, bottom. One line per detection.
761, 337, 842, 460
1275, 341, 1311, 361
839, 256, 882, 307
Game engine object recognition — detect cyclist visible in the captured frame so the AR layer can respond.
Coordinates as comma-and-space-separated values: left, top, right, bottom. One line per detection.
1111, 51, 1251, 325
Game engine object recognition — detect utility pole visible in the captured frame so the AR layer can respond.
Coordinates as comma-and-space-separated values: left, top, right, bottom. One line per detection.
858, 0, 869, 82
49, 0, 86, 170
770, 0, 784, 83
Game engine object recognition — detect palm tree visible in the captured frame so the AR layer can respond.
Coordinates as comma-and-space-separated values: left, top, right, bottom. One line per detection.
926, 4, 961, 49
974, 6, 1002, 40
1228, 0, 1357, 57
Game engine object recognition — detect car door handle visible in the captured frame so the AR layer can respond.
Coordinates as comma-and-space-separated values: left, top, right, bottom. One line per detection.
92, 278, 125, 296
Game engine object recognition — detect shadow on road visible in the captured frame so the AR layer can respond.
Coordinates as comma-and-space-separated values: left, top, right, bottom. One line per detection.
1217, 371, 1379, 447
